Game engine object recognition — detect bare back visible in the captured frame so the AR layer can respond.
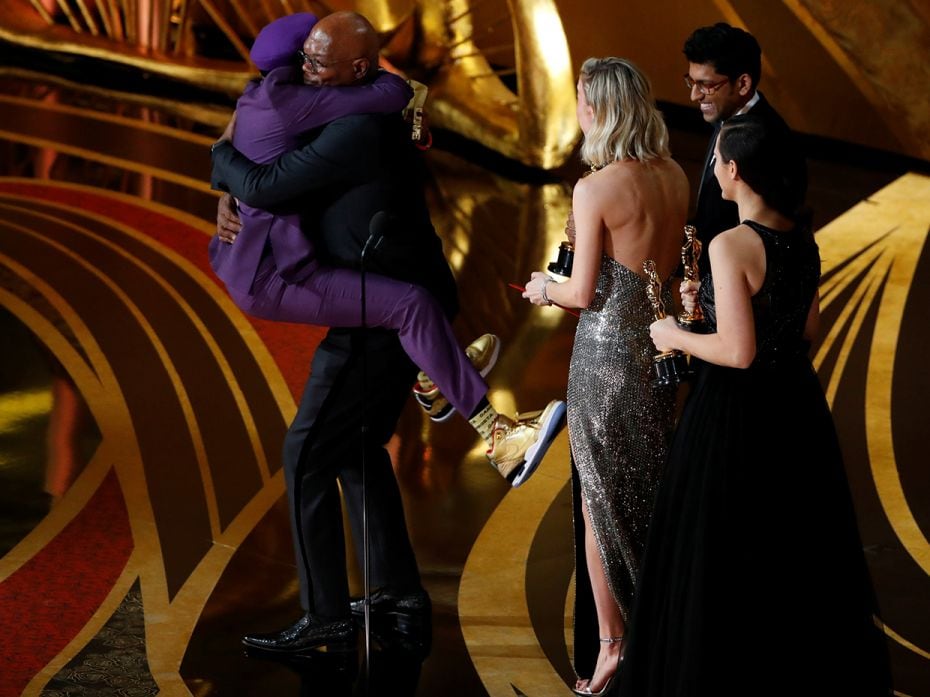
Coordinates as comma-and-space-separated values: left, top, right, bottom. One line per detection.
593, 158, 689, 281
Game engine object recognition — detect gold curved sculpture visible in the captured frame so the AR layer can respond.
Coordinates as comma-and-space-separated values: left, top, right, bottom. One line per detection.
0, 0, 580, 169
407, 0, 578, 169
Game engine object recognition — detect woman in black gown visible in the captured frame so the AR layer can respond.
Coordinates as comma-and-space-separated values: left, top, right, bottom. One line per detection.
619, 114, 892, 696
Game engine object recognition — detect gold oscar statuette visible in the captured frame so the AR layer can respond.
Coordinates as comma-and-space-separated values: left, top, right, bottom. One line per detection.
678, 224, 705, 327
644, 259, 694, 386
547, 241, 575, 279
547, 210, 575, 280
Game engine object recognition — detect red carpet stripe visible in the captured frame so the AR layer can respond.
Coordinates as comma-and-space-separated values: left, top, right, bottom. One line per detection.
0, 180, 324, 401
0, 469, 133, 697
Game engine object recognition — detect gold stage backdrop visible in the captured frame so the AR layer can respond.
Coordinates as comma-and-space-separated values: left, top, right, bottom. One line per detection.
0, 0, 928, 167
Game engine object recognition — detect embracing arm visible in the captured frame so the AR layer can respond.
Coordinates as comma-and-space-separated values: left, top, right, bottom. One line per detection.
523, 177, 603, 309
274, 69, 413, 137
211, 115, 378, 209
650, 230, 758, 368
313, 71, 413, 120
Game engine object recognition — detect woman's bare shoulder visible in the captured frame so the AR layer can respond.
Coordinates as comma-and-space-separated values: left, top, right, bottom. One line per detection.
574, 164, 629, 200
713, 223, 750, 244
711, 224, 764, 261
614, 156, 686, 184
580, 158, 684, 205
586, 160, 646, 193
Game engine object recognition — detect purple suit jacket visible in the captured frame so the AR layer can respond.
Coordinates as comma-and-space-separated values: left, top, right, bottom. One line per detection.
209, 66, 413, 293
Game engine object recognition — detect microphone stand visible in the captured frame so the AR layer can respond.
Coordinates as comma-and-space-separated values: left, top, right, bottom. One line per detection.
358, 215, 385, 689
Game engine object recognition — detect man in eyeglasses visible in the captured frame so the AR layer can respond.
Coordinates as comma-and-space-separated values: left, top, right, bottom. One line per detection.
683, 22, 807, 273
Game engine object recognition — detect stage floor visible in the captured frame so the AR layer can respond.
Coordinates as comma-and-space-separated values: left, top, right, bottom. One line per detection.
1, 68, 928, 697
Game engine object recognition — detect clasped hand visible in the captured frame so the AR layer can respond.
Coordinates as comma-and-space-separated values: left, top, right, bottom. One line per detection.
649, 279, 700, 352
649, 316, 681, 353
522, 271, 551, 306
216, 193, 241, 244
680, 279, 700, 316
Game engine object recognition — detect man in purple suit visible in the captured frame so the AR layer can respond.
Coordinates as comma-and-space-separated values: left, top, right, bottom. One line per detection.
208, 12, 410, 295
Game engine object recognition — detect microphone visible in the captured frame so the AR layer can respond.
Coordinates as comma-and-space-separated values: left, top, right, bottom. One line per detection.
362, 210, 395, 260
357, 209, 397, 669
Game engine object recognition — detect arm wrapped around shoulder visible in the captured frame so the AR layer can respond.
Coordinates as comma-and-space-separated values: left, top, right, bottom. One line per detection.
210, 115, 381, 208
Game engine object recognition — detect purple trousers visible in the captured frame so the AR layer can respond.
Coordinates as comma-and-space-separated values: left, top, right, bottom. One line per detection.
229, 254, 488, 417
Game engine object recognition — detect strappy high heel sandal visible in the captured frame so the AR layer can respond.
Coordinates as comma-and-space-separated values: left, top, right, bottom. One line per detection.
572, 635, 623, 696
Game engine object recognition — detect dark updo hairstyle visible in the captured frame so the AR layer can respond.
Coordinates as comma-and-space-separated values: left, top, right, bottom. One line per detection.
683, 22, 761, 88
718, 113, 805, 220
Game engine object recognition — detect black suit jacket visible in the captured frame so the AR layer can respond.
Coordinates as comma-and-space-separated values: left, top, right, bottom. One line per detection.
211, 115, 449, 614
211, 113, 458, 319
692, 93, 807, 275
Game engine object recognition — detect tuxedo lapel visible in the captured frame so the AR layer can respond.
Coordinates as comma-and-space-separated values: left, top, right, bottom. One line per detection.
696, 122, 720, 206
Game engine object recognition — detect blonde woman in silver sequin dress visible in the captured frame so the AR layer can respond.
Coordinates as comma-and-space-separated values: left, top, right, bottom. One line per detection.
522, 57, 688, 695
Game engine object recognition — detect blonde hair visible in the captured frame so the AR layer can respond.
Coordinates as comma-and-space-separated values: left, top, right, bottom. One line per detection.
579, 57, 670, 167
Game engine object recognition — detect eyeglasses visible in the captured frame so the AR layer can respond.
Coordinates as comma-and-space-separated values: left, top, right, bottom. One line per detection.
683, 75, 730, 95
297, 50, 356, 73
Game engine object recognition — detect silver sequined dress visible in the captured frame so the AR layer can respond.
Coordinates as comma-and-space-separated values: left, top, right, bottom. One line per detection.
568, 254, 675, 620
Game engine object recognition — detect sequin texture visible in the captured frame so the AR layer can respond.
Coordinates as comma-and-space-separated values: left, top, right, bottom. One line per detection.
567, 255, 676, 619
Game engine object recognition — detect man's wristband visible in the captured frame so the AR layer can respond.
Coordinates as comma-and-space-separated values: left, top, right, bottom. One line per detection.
211, 140, 228, 154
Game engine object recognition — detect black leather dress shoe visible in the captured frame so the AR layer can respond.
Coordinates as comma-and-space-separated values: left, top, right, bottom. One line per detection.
349, 587, 431, 618
241, 613, 357, 655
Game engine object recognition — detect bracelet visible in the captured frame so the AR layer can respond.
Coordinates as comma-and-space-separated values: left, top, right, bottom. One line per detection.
541, 277, 554, 306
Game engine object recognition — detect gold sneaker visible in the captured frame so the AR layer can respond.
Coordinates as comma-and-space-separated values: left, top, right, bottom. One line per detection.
487, 400, 566, 487
413, 384, 454, 422
463, 333, 502, 378
413, 334, 501, 422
